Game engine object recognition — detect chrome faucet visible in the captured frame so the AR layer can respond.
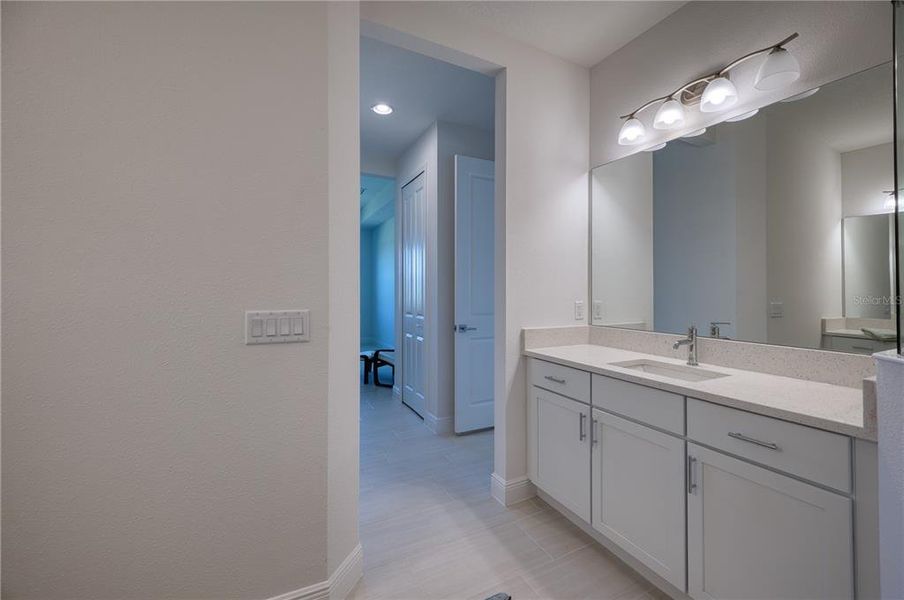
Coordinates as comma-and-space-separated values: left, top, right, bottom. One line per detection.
673, 326, 698, 366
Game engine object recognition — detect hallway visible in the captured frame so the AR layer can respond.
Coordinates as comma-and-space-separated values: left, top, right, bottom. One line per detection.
352, 384, 667, 600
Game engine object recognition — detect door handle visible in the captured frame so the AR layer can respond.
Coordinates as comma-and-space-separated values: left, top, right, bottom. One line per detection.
687, 455, 698, 495
455, 324, 477, 332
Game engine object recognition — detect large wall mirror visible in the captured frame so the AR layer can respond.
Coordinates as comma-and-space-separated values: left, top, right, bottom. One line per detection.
591, 62, 898, 355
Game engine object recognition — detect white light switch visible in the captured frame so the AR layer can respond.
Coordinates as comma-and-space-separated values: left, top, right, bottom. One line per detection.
246, 310, 310, 344
592, 301, 603, 321
769, 301, 784, 319
574, 300, 585, 321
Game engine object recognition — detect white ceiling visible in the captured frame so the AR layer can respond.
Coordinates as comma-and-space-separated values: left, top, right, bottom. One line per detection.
360, 36, 495, 174
434, 1, 686, 68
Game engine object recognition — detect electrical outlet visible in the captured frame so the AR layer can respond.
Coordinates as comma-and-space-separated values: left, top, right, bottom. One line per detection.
574, 300, 585, 321
592, 301, 603, 320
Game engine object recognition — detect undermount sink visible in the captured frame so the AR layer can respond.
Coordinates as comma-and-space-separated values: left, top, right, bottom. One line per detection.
609, 359, 730, 382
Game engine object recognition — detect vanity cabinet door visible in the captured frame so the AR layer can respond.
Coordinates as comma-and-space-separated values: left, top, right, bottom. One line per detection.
534, 388, 591, 522
687, 443, 853, 600
591, 409, 686, 591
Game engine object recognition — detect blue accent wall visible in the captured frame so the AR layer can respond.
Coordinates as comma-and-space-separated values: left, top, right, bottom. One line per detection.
360, 216, 395, 350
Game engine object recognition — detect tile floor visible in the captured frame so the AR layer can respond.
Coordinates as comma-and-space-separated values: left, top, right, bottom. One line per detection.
351, 383, 667, 600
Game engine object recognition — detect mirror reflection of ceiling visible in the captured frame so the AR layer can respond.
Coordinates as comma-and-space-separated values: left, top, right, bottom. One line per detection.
360, 36, 494, 175
360, 174, 395, 229
761, 62, 892, 153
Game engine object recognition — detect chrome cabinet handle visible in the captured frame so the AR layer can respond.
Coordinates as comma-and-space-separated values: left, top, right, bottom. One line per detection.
687, 455, 697, 494
579, 413, 587, 441
591, 418, 599, 447
728, 431, 781, 451
455, 324, 477, 332
544, 375, 566, 384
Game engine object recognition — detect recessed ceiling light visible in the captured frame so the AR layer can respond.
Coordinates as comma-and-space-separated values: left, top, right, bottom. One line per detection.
371, 103, 393, 115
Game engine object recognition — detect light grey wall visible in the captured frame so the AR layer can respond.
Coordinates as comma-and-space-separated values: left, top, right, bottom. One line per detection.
591, 153, 653, 329
2, 2, 359, 598
765, 100, 843, 349
842, 143, 895, 217
590, 1, 891, 166
653, 135, 738, 339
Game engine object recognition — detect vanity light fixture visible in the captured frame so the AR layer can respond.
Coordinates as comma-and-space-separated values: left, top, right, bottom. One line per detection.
726, 108, 759, 122
755, 47, 801, 90
616, 33, 800, 146
371, 103, 393, 115
618, 117, 646, 145
700, 77, 738, 113
653, 98, 686, 129
682, 128, 707, 138
780, 87, 820, 103
645, 142, 667, 152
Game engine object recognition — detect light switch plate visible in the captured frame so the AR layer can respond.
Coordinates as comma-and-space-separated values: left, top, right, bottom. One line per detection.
246, 310, 310, 344
574, 300, 585, 321
592, 301, 603, 320
768, 301, 784, 319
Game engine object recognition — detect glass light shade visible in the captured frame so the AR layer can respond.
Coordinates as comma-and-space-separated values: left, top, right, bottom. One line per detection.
653, 99, 685, 129
780, 87, 819, 103
645, 142, 667, 152
755, 48, 800, 90
700, 77, 738, 113
682, 128, 707, 138
726, 109, 759, 122
618, 117, 646, 145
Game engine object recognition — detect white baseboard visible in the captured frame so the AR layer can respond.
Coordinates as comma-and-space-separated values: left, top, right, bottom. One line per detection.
425, 412, 453, 435
267, 543, 363, 600
490, 472, 536, 506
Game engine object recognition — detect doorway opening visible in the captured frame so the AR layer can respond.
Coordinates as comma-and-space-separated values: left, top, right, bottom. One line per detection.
357, 31, 498, 552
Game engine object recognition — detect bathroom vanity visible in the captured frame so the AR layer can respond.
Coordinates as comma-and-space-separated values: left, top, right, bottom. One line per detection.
523, 341, 878, 600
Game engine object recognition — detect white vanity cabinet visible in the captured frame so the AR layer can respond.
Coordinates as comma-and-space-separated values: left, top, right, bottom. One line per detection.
533, 388, 591, 521
526, 356, 868, 600
591, 408, 687, 591
687, 443, 853, 600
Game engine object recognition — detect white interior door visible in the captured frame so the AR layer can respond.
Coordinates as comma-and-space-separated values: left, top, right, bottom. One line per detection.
401, 172, 426, 417
454, 156, 495, 433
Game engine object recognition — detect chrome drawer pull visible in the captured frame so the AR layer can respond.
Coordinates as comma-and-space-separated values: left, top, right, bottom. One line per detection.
544, 375, 566, 384
728, 431, 781, 451
579, 413, 587, 441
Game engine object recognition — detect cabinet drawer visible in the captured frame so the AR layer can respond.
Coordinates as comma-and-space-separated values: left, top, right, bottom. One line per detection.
687, 398, 851, 492
823, 335, 896, 355
592, 374, 684, 435
530, 359, 590, 404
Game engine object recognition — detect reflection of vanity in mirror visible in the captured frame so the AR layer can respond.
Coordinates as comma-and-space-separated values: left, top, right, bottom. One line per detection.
591, 62, 898, 355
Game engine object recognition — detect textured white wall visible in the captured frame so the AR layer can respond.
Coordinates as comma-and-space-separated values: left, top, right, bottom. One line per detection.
326, 0, 362, 585
362, 1, 590, 484
590, 1, 891, 166
2, 2, 359, 598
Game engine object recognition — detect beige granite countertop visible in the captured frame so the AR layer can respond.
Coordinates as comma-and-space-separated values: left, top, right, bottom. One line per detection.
524, 344, 876, 441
